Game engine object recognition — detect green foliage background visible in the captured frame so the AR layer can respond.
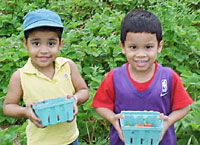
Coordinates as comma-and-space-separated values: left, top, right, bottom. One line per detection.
0, 0, 199, 145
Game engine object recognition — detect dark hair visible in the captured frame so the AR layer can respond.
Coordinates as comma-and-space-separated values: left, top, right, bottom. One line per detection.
120, 9, 162, 45
24, 26, 63, 41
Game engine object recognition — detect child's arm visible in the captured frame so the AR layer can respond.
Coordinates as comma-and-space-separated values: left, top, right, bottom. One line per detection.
158, 105, 190, 142
3, 70, 42, 128
68, 59, 89, 105
95, 107, 124, 142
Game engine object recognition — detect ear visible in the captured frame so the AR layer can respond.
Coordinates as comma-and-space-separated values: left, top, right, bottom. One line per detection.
119, 41, 125, 54
23, 38, 28, 50
58, 39, 64, 51
158, 40, 164, 53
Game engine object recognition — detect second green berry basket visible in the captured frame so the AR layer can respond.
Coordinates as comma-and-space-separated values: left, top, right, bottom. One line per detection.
120, 111, 163, 145
32, 97, 74, 127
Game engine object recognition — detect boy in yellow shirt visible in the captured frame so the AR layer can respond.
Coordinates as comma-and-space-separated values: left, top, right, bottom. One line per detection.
3, 9, 89, 145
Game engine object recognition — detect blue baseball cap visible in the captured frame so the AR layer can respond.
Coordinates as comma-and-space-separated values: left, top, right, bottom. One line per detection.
22, 9, 64, 33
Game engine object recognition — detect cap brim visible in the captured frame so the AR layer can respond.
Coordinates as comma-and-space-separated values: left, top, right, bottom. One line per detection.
23, 20, 64, 32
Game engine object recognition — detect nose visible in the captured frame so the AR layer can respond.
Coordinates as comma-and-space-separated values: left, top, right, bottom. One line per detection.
40, 45, 49, 53
135, 48, 146, 57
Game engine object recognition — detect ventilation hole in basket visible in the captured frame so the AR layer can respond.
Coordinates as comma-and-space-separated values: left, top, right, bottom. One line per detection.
48, 116, 50, 123
151, 138, 153, 145
141, 138, 143, 144
57, 114, 60, 121
130, 137, 133, 143
131, 131, 134, 134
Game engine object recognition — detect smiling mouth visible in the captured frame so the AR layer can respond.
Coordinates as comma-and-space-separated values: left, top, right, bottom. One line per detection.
135, 60, 148, 67
37, 56, 50, 61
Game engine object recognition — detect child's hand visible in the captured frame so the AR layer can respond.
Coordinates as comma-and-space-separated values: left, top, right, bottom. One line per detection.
25, 102, 43, 128
111, 113, 124, 142
157, 113, 169, 142
66, 95, 78, 120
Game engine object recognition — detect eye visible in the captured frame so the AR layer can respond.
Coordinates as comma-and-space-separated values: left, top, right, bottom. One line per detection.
48, 42, 56, 46
146, 45, 153, 49
129, 46, 136, 49
32, 42, 40, 46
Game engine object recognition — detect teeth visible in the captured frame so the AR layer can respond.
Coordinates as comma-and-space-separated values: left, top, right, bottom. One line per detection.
136, 61, 146, 63
135, 61, 147, 67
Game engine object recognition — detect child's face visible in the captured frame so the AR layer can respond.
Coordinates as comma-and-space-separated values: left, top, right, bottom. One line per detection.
23, 30, 63, 70
120, 32, 163, 73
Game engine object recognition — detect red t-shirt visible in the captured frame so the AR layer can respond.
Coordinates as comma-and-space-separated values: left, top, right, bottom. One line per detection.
91, 62, 193, 111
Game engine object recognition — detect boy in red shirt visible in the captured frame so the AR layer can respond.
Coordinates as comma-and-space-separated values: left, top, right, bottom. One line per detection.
92, 9, 193, 145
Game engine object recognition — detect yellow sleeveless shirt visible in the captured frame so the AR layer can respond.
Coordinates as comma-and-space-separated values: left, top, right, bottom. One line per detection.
20, 57, 79, 145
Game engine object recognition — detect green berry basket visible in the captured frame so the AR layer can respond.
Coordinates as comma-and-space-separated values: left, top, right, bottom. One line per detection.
32, 97, 74, 127
120, 111, 163, 145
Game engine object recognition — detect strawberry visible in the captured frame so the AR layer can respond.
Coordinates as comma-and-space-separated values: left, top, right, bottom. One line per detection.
135, 124, 144, 127
144, 123, 152, 127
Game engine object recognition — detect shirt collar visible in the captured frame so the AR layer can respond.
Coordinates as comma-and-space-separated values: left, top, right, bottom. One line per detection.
22, 57, 68, 74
